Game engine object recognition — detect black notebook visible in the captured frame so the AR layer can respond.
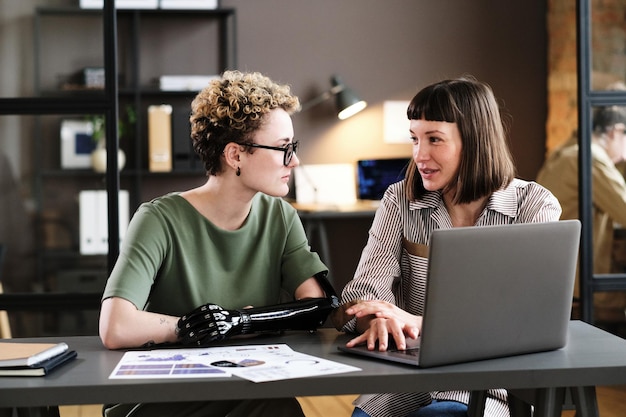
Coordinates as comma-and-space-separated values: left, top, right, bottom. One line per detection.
0, 350, 77, 377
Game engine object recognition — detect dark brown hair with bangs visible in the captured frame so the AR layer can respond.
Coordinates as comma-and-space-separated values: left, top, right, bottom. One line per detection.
404, 76, 516, 204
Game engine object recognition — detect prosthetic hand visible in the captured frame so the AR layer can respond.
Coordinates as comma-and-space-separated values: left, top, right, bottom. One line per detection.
177, 272, 340, 346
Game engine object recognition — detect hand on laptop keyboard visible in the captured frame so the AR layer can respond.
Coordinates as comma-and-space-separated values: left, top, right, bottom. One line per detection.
343, 300, 421, 351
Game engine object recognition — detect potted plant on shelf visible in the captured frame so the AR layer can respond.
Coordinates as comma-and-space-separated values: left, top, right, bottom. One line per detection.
87, 106, 135, 173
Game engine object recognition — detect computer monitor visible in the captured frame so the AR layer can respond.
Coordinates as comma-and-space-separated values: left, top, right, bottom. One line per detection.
357, 158, 410, 201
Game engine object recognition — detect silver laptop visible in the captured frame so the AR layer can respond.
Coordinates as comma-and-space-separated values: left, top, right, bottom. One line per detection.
338, 220, 581, 368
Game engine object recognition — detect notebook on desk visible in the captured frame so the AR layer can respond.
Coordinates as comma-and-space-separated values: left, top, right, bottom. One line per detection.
338, 220, 581, 368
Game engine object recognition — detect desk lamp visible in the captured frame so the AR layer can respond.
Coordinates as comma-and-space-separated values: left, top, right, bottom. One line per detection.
300, 75, 367, 120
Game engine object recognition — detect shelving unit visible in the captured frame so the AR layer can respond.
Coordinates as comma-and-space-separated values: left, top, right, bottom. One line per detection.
34, 6, 236, 201
0, 3, 237, 336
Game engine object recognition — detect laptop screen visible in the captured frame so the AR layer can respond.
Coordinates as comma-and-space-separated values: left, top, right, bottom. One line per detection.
357, 158, 410, 200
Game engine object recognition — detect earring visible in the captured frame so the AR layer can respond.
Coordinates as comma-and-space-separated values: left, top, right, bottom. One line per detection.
236, 166, 241, 176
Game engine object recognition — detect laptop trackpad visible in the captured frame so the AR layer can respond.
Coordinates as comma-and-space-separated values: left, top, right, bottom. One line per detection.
338, 336, 422, 366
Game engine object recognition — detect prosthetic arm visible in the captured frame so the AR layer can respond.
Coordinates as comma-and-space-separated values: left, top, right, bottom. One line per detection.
177, 272, 340, 346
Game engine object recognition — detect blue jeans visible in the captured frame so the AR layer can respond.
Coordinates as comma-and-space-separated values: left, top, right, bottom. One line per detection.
351, 400, 468, 417
406, 400, 468, 417
350, 408, 370, 417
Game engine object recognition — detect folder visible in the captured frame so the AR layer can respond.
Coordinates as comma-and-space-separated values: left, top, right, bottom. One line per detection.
148, 104, 173, 172
79, 190, 130, 255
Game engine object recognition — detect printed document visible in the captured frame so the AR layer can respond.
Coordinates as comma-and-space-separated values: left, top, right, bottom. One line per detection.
110, 343, 360, 383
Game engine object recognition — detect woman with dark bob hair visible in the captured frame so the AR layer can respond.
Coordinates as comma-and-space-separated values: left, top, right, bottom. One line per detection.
339, 76, 561, 417
99, 70, 335, 417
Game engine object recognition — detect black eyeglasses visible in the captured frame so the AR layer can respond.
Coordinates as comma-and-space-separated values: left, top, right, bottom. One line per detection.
234, 141, 299, 166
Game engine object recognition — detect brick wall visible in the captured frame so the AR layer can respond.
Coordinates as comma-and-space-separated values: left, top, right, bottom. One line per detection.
547, 0, 626, 154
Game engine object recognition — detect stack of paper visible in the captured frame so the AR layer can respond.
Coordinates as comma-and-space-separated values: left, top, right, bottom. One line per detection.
0, 342, 77, 376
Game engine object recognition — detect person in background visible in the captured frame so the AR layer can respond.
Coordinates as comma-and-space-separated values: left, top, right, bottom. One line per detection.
537, 105, 626, 325
99, 70, 337, 417
338, 76, 561, 417
607, 83, 626, 317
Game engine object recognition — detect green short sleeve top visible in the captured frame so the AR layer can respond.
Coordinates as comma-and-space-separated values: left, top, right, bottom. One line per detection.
102, 193, 328, 315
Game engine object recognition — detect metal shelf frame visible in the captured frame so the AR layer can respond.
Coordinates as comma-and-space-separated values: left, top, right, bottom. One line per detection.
576, 0, 626, 322
0, 2, 237, 320
0, 0, 118, 315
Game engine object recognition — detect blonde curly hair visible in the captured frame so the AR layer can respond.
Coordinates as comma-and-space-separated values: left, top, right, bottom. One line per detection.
190, 70, 300, 175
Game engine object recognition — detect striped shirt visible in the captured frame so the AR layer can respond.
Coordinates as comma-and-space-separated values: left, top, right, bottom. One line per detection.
341, 178, 562, 417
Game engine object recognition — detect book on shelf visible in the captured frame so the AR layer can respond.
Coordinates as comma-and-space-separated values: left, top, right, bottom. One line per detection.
0, 342, 69, 367
0, 350, 77, 377
80, 0, 158, 9
159, 0, 219, 9
159, 75, 218, 91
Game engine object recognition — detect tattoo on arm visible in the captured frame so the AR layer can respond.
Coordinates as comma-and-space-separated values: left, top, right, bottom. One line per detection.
159, 317, 178, 337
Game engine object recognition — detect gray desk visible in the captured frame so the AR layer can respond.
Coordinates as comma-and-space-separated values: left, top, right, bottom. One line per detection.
0, 321, 625, 417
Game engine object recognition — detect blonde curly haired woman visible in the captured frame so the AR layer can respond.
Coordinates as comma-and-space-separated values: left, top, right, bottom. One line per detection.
99, 71, 334, 417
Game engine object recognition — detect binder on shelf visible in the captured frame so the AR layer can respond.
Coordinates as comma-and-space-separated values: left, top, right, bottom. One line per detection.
79, 190, 130, 255
148, 105, 173, 172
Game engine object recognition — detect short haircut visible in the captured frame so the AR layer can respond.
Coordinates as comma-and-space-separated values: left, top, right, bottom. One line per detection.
592, 106, 626, 134
190, 70, 299, 176
404, 76, 516, 204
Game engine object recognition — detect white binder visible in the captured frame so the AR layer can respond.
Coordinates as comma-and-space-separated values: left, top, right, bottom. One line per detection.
79, 190, 130, 255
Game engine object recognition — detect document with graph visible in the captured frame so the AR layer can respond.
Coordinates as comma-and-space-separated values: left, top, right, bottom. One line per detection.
110, 343, 360, 382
